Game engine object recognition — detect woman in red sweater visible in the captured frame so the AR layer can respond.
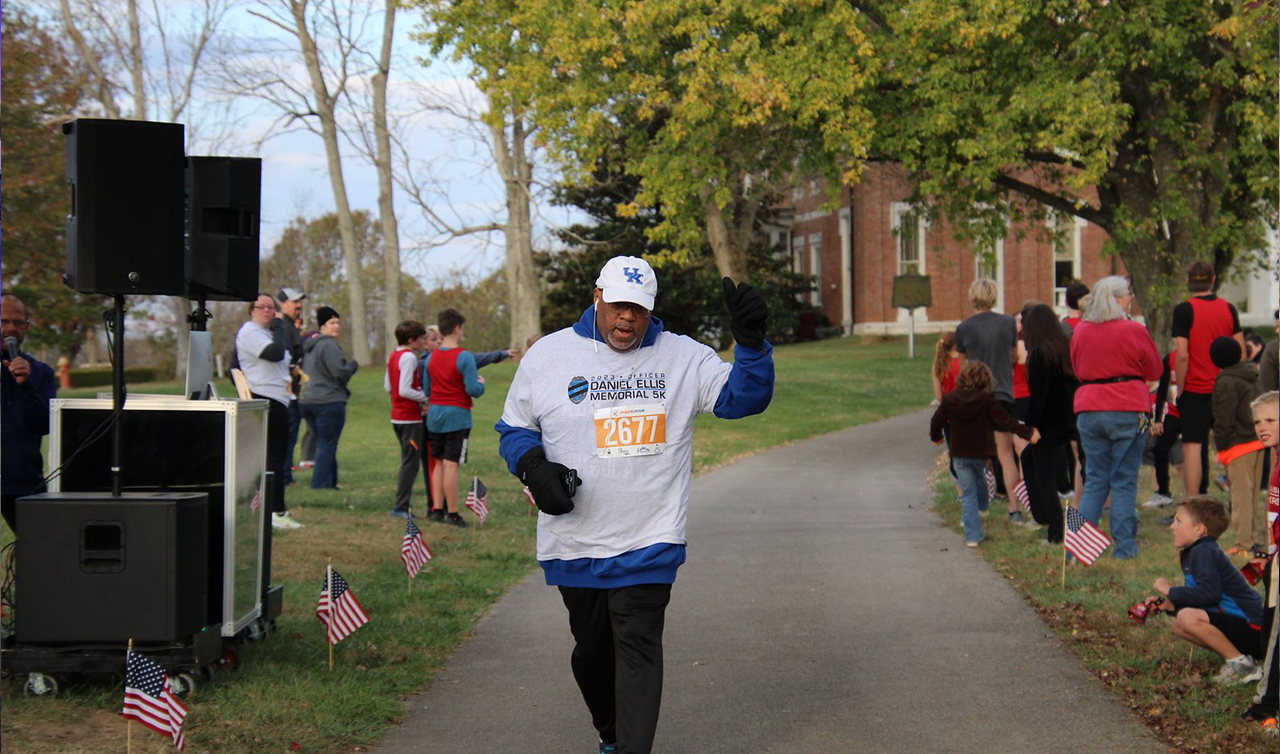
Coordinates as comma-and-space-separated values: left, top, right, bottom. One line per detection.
1069, 276, 1163, 559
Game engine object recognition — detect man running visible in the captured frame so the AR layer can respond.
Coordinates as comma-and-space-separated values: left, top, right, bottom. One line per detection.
495, 256, 774, 754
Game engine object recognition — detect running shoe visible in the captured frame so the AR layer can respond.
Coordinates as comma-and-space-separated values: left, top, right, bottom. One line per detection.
599, 743, 619, 753
1213, 655, 1261, 685
425, 509, 446, 524
1141, 493, 1174, 509
445, 512, 469, 528
1008, 511, 1026, 525
271, 511, 303, 530
388, 509, 412, 519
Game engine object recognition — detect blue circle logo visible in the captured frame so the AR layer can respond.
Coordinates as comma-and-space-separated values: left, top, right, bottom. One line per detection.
567, 376, 588, 404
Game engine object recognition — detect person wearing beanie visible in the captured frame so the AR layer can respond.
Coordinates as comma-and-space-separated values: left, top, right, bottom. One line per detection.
300, 306, 358, 489
1212, 335, 1264, 553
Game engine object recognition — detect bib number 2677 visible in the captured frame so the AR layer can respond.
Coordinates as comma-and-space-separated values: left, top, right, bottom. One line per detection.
594, 404, 667, 459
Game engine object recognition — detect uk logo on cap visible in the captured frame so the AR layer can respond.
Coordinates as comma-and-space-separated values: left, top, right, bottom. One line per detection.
596, 256, 657, 311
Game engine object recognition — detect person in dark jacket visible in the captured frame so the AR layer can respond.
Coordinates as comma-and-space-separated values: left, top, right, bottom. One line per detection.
1018, 304, 1079, 543
1144, 497, 1265, 685
276, 287, 307, 485
931, 361, 1039, 547
1211, 336, 1264, 553
1, 293, 57, 532
300, 306, 358, 489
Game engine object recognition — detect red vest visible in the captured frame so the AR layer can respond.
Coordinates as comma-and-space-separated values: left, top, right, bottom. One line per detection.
427, 347, 472, 410
1012, 361, 1030, 399
1184, 296, 1235, 394
1165, 351, 1180, 419
387, 348, 423, 422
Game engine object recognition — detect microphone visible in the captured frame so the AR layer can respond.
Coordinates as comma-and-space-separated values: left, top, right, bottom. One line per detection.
4, 336, 17, 362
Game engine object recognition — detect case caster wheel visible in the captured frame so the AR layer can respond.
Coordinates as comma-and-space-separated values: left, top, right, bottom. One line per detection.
245, 620, 264, 643
170, 672, 197, 697
23, 672, 59, 697
217, 643, 240, 671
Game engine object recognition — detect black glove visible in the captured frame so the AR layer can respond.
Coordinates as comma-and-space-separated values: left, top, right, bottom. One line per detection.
722, 277, 768, 349
517, 447, 582, 516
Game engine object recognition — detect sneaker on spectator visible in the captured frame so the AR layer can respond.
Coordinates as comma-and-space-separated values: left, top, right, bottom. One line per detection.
388, 509, 411, 519
425, 508, 446, 524
1141, 493, 1174, 509
1213, 655, 1260, 685
599, 742, 619, 753
445, 512, 469, 528
966, 541, 980, 548
272, 511, 303, 530
1008, 511, 1026, 525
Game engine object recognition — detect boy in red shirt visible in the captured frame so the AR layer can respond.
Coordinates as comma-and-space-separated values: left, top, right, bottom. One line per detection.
385, 320, 429, 519
423, 308, 486, 527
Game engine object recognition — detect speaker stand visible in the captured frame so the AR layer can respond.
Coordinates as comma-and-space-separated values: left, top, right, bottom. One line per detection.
105, 295, 126, 497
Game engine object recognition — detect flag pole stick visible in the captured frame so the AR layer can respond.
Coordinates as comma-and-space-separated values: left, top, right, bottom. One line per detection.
1061, 502, 1067, 590
126, 638, 133, 754
327, 559, 334, 672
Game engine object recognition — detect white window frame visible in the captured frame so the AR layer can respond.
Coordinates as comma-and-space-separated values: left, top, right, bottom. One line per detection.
1048, 211, 1084, 312
891, 203, 927, 276
974, 236, 1006, 313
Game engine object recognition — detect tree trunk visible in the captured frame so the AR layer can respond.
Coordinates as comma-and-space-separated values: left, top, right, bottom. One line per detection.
373, 0, 400, 353
702, 195, 750, 283
126, 0, 146, 118
291, 0, 370, 364
489, 108, 540, 350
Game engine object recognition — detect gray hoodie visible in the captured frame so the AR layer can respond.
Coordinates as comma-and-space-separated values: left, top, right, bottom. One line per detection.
300, 335, 358, 405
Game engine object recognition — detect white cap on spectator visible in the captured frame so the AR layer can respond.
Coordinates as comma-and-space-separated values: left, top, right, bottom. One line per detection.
276, 287, 306, 303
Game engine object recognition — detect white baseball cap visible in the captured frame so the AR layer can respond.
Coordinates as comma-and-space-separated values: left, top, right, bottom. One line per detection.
596, 256, 657, 311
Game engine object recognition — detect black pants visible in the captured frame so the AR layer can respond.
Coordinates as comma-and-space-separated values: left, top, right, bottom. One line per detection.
1152, 414, 1209, 496
559, 584, 672, 754
1255, 565, 1279, 710
1021, 431, 1068, 542
392, 423, 423, 513
254, 394, 289, 514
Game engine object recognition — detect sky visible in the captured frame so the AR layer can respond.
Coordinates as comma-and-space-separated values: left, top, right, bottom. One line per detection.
201, 2, 582, 291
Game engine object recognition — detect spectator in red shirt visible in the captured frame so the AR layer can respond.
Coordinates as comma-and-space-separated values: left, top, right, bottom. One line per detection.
1171, 261, 1245, 501
1070, 276, 1163, 559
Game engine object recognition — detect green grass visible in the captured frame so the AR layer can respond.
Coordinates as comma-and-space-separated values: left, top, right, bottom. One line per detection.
2, 335, 934, 754
930, 468, 1274, 754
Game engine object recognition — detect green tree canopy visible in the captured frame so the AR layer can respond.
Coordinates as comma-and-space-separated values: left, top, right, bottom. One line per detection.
1, 6, 101, 359
866, 0, 1278, 339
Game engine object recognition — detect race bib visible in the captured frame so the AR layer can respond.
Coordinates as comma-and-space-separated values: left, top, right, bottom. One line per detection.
594, 404, 667, 459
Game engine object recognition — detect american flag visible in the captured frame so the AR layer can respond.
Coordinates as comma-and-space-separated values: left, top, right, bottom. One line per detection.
122, 649, 188, 751
465, 476, 489, 525
401, 518, 433, 579
1013, 479, 1031, 513
1064, 506, 1111, 566
985, 467, 997, 500
316, 567, 369, 644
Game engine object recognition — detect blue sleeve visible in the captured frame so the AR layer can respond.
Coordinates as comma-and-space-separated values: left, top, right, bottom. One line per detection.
458, 352, 485, 398
473, 350, 507, 369
712, 341, 775, 419
1167, 548, 1222, 609
495, 420, 541, 475
419, 354, 431, 398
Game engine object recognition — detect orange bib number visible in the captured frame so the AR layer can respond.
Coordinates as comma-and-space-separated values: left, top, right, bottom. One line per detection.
594, 404, 667, 459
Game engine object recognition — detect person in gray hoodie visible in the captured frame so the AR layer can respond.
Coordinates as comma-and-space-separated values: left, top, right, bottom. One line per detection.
1211, 336, 1263, 552
300, 306, 359, 489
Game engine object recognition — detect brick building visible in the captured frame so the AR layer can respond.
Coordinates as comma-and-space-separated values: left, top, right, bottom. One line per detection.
782, 162, 1277, 335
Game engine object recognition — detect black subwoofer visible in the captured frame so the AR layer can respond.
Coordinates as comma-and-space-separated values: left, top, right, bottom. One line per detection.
15, 492, 208, 644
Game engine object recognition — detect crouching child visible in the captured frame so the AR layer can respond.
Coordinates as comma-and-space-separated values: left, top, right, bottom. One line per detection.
1146, 496, 1265, 685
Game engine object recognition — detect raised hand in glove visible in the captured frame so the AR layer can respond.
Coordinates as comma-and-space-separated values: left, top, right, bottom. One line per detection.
722, 277, 768, 349
517, 447, 582, 516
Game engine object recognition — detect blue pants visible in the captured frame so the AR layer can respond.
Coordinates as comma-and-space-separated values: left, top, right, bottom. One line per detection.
300, 402, 346, 489
1077, 411, 1145, 559
953, 456, 990, 544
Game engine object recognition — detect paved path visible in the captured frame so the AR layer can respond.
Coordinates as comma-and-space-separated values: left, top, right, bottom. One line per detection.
376, 410, 1168, 753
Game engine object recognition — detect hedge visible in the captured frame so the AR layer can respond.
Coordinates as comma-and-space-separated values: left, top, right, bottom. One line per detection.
69, 367, 158, 388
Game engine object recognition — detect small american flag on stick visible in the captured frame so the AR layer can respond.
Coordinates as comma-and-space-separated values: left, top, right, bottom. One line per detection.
1013, 479, 1031, 513
465, 476, 489, 525
1064, 506, 1111, 566
316, 567, 369, 644
401, 518, 433, 579
122, 649, 188, 751
985, 467, 997, 500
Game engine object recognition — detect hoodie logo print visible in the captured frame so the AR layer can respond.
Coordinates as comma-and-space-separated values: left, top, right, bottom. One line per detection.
567, 375, 589, 404
623, 267, 643, 284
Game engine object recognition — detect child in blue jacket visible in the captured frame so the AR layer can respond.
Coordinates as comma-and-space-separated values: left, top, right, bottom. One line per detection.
1144, 496, 1265, 685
